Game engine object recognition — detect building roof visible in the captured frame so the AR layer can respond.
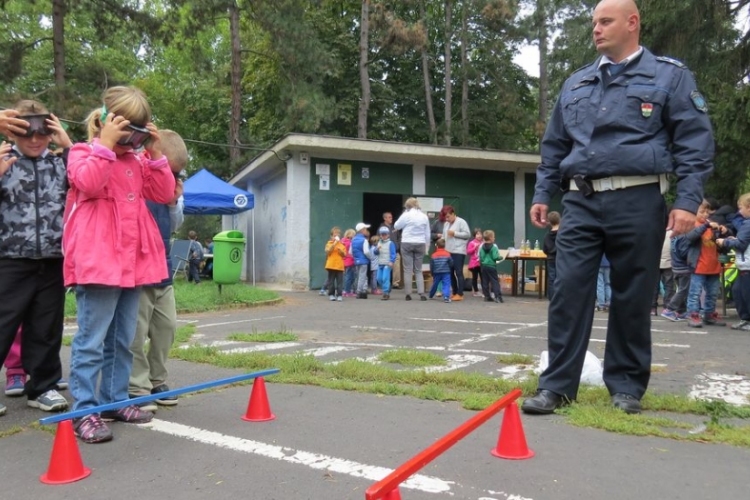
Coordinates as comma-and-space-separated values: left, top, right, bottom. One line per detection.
230, 134, 541, 185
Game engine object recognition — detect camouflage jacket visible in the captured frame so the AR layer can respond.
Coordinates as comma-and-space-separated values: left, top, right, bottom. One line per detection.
0, 147, 68, 259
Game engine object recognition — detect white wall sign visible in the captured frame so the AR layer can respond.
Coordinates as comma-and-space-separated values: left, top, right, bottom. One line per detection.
315, 164, 330, 175
362, 167, 369, 179
417, 197, 444, 213
319, 175, 330, 190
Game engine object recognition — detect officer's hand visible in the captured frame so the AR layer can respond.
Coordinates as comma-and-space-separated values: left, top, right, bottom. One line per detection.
716, 238, 725, 247
530, 204, 549, 229
668, 209, 695, 236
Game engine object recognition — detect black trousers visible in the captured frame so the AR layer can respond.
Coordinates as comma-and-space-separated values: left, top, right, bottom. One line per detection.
732, 271, 750, 321
480, 266, 501, 298
450, 253, 466, 296
0, 258, 65, 400
540, 185, 665, 400
327, 270, 344, 297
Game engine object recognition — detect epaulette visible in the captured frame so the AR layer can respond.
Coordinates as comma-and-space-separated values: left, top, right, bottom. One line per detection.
655, 56, 686, 69
570, 61, 596, 76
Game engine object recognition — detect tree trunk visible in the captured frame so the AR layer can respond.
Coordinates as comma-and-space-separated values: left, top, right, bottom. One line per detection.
358, 0, 371, 139
52, 0, 66, 99
420, 0, 437, 144
460, 1, 468, 146
443, 0, 452, 146
229, 0, 242, 167
537, 0, 549, 137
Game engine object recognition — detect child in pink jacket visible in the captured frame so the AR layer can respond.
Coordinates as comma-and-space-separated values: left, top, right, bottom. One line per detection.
466, 228, 483, 297
64, 86, 175, 443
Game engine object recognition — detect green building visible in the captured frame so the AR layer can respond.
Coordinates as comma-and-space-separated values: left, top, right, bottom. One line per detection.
229, 134, 547, 289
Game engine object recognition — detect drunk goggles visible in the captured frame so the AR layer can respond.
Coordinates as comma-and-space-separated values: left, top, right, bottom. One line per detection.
100, 105, 151, 149
18, 114, 53, 137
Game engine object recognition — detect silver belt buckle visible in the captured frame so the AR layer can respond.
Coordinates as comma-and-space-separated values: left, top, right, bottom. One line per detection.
598, 177, 613, 191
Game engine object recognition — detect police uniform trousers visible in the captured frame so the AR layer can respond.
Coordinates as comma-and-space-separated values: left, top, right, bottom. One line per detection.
0, 258, 65, 400
540, 183, 665, 400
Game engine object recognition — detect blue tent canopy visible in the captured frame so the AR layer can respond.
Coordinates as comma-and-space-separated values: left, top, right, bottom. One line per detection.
183, 168, 254, 215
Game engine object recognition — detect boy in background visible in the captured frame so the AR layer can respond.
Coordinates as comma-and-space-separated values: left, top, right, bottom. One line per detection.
187, 230, 203, 284
128, 130, 186, 410
479, 230, 503, 303
543, 211, 560, 299
369, 234, 381, 295
351, 223, 371, 299
429, 239, 454, 303
374, 227, 397, 300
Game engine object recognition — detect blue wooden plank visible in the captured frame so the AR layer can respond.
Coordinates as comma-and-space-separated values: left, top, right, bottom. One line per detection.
39, 368, 280, 425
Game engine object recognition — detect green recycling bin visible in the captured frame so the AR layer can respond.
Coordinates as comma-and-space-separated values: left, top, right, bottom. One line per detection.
212, 230, 246, 285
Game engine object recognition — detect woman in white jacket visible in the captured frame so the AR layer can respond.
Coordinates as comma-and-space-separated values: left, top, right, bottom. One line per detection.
443, 207, 471, 300
394, 197, 431, 301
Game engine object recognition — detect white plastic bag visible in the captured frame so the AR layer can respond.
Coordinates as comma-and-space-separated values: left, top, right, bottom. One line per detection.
536, 350, 605, 387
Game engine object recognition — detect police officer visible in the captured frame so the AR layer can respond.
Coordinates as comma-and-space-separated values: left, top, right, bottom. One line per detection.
523, 0, 713, 415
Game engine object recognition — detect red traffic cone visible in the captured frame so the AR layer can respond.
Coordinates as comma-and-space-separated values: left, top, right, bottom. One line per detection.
490, 401, 535, 460
382, 487, 402, 500
40, 420, 92, 484
242, 377, 276, 422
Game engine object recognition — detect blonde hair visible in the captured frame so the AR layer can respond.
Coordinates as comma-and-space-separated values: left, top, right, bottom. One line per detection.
160, 129, 188, 171
85, 86, 152, 141
343, 229, 355, 238
330, 226, 341, 236
14, 99, 49, 115
738, 193, 750, 208
404, 197, 420, 210
483, 229, 495, 241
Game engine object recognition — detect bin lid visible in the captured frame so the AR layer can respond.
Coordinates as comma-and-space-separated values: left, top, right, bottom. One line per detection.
214, 230, 246, 243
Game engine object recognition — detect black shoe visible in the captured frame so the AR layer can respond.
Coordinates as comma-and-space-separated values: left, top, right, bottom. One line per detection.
359, 292, 368, 299
521, 389, 566, 415
151, 384, 178, 406
484, 297, 493, 302
381, 294, 389, 300
420, 295, 427, 301
405, 295, 412, 301
496, 295, 504, 303
611, 393, 641, 414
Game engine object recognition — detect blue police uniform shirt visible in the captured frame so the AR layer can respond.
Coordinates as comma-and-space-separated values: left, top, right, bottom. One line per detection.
533, 47, 714, 214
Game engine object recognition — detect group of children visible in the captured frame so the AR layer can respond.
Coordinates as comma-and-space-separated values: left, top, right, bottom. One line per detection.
0, 86, 188, 444
321, 222, 505, 303
658, 195, 750, 329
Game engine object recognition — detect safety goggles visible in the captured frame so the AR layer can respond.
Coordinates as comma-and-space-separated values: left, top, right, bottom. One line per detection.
18, 114, 53, 138
100, 106, 151, 149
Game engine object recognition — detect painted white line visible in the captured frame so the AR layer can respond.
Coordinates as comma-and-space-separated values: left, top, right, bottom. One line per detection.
196, 316, 286, 329
592, 325, 706, 335
301, 346, 359, 357
313, 340, 529, 357
142, 419, 453, 494
410, 317, 542, 327
689, 373, 750, 406
351, 325, 469, 335
424, 354, 487, 373
179, 340, 243, 349
223, 342, 302, 354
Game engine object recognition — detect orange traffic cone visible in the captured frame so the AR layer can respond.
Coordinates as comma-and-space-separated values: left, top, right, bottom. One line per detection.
382, 487, 402, 500
242, 377, 276, 422
490, 401, 535, 460
40, 420, 92, 484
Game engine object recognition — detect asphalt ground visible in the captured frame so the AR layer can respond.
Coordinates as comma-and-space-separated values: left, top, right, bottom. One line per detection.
1, 289, 748, 499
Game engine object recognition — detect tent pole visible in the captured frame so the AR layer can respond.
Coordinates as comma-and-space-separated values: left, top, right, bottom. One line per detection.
252, 208, 256, 287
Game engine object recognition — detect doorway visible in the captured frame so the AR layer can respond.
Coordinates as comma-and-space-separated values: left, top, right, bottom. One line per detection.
362, 193, 404, 230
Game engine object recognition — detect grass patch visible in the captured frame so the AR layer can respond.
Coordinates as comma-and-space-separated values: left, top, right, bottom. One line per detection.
496, 353, 535, 365
0, 426, 24, 439
175, 324, 197, 344
170, 345, 750, 447
378, 349, 447, 367
62, 335, 73, 347
63, 281, 280, 318
227, 330, 297, 343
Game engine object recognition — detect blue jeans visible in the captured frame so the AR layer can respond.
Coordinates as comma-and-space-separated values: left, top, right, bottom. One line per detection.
429, 272, 451, 298
597, 267, 611, 307
377, 265, 392, 294
70, 285, 142, 412
344, 266, 355, 294
687, 273, 720, 315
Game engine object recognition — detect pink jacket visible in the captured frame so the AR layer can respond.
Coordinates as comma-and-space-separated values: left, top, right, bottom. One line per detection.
467, 238, 482, 269
63, 141, 176, 287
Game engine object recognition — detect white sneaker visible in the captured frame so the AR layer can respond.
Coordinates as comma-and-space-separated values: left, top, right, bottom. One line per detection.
28, 389, 69, 412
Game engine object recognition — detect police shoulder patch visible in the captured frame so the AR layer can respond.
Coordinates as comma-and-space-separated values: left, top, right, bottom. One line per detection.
690, 90, 708, 112
655, 56, 686, 68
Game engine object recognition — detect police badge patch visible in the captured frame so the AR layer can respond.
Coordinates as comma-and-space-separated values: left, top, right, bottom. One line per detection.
691, 90, 708, 112
641, 103, 653, 118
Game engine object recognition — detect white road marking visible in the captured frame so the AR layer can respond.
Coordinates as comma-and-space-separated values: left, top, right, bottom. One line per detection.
222, 342, 302, 354
410, 317, 543, 327
689, 373, 750, 406
424, 354, 487, 373
143, 419, 453, 494
351, 325, 468, 335
196, 316, 286, 329
301, 346, 359, 357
